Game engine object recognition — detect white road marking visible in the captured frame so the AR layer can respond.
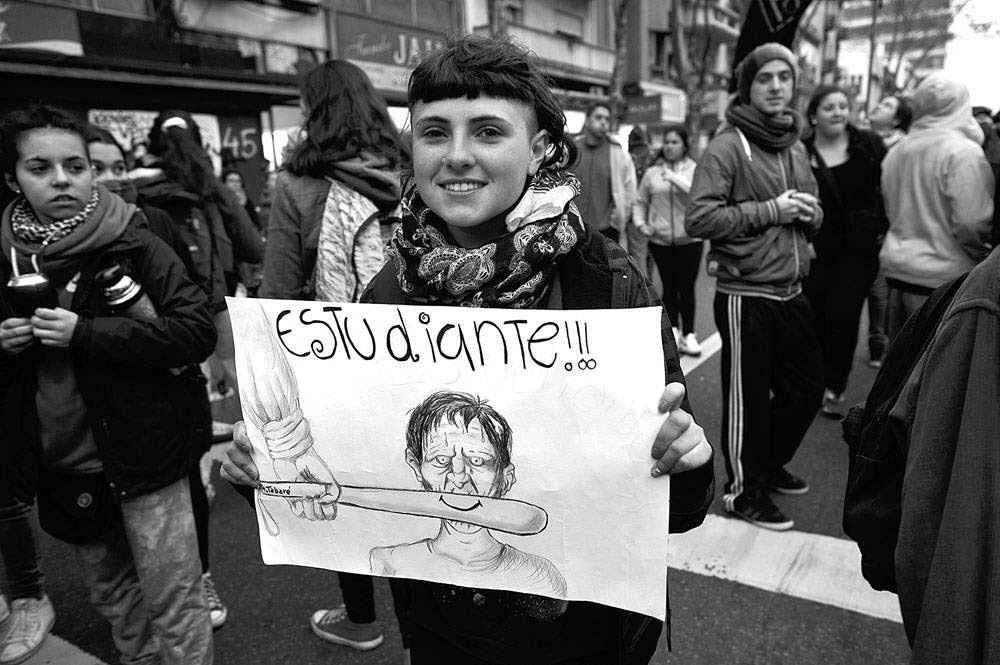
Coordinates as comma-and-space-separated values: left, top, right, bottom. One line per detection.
679, 332, 722, 376
25, 635, 107, 664
669, 514, 902, 623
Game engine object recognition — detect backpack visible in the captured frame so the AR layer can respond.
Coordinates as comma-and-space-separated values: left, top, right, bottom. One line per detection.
313, 178, 399, 303
841, 273, 969, 592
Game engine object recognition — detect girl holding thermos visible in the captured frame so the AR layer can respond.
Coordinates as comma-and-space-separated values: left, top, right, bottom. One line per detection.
0, 105, 216, 665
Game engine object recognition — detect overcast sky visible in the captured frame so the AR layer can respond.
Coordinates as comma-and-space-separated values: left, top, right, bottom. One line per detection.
944, 0, 1000, 107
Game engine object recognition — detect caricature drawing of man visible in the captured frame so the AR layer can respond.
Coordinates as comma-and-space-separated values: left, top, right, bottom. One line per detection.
369, 391, 567, 599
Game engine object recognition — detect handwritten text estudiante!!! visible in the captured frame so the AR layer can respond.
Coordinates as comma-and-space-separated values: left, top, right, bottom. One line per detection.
275, 307, 598, 372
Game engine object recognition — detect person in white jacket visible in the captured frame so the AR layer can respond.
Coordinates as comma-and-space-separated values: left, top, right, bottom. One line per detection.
633, 126, 702, 355
880, 73, 994, 340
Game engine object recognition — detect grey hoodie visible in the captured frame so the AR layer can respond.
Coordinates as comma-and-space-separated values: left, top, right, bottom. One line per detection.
880, 74, 994, 289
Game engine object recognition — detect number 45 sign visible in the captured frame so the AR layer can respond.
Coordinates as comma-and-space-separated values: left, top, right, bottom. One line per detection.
221, 122, 260, 161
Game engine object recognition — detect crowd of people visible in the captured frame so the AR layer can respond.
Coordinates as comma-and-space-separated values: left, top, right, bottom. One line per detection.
0, 31, 995, 665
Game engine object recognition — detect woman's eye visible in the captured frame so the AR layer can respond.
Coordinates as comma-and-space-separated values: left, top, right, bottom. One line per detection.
468, 456, 485, 467
112, 165, 127, 176
477, 127, 502, 139
421, 127, 446, 140
433, 455, 450, 466
68, 163, 87, 174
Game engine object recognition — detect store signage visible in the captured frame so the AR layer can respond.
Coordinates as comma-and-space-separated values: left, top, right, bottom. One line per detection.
0, 1, 83, 56
337, 13, 446, 94
624, 96, 662, 124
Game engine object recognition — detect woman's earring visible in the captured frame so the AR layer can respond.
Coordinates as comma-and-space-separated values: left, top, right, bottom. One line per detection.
9, 184, 20, 193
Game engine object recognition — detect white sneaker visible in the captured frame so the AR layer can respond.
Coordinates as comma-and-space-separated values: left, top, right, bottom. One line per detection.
202, 573, 228, 630
671, 327, 681, 349
1, 595, 55, 665
680, 333, 702, 356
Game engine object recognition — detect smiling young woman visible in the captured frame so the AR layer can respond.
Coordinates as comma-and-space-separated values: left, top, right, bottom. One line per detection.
224, 35, 715, 665
802, 85, 889, 419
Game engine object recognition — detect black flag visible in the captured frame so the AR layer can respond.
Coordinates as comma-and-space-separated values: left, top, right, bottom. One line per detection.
729, 0, 814, 91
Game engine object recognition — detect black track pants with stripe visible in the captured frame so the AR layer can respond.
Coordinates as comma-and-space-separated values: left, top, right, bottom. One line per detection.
714, 292, 824, 510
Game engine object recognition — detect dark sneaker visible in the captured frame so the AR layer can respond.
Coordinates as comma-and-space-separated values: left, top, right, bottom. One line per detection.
727, 490, 794, 531
765, 468, 810, 495
310, 606, 383, 651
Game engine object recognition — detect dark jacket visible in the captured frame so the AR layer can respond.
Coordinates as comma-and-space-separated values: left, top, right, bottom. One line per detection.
361, 224, 715, 664
685, 126, 823, 299
259, 171, 333, 300
133, 169, 264, 311
0, 215, 217, 503
893, 247, 1000, 663
803, 126, 887, 254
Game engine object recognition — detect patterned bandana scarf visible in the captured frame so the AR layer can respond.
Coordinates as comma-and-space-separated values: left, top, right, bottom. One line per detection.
11, 188, 100, 246
386, 170, 585, 308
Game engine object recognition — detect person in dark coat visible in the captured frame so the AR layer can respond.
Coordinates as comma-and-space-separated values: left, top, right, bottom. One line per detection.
0, 105, 216, 664
802, 85, 887, 418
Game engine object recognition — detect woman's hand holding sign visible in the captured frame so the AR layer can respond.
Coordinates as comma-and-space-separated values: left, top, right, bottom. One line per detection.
650, 382, 711, 477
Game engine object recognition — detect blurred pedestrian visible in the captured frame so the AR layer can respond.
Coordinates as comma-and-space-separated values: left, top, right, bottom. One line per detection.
225, 35, 714, 665
865, 93, 913, 369
84, 125, 226, 630
880, 74, 994, 341
572, 102, 637, 246
221, 169, 264, 297
0, 105, 216, 665
686, 42, 824, 531
802, 86, 887, 418
626, 125, 653, 277
634, 125, 703, 355
258, 58, 406, 656
129, 111, 263, 399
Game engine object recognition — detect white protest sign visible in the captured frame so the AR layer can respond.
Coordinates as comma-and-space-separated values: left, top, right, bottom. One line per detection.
229, 298, 671, 620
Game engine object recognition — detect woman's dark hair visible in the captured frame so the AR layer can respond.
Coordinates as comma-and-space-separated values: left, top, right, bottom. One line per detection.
806, 85, 852, 123
408, 36, 577, 171
82, 124, 128, 162
658, 124, 690, 158
287, 60, 402, 179
147, 109, 218, 200
891, 95, 914, 132
0, 105, 87, 176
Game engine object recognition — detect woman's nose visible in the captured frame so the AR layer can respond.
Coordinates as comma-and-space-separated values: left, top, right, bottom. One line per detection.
52, 166, 71, 186
442, 137, 474, 169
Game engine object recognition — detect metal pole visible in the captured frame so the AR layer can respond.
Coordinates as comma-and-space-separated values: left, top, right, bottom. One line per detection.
864, 0, 878, 116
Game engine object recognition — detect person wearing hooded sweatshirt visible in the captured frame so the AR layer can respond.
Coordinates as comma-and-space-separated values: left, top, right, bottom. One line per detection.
257, 59, 407, 658
0, 106, 216, 664
686, 43, 824, 531
880, 74, 994, 342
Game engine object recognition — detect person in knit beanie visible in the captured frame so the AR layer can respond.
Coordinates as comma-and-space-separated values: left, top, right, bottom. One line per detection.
684, 41, 824, 532
734, 43, 799, 108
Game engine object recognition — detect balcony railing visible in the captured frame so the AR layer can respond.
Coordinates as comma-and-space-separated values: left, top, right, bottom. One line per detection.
473, 23, 615, 79
683, 2, 741, 41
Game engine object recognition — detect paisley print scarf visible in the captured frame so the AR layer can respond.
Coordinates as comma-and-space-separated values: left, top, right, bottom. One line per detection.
386, 170, 584, 308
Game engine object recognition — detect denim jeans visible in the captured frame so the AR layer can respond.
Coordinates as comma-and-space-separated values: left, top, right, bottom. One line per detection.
73, 477, 212, 665
0, 494, 44, 599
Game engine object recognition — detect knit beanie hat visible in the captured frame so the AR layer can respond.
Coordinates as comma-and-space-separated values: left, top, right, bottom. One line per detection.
735, 43, 799, 104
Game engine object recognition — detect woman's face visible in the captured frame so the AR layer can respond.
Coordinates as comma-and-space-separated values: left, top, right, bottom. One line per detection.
812, 92, 850, 137
224, 172, 244, 193
88, 142, 127, 183
8, 128, 93, 224
661, 131, 685, 162
411, 95, 549, 247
